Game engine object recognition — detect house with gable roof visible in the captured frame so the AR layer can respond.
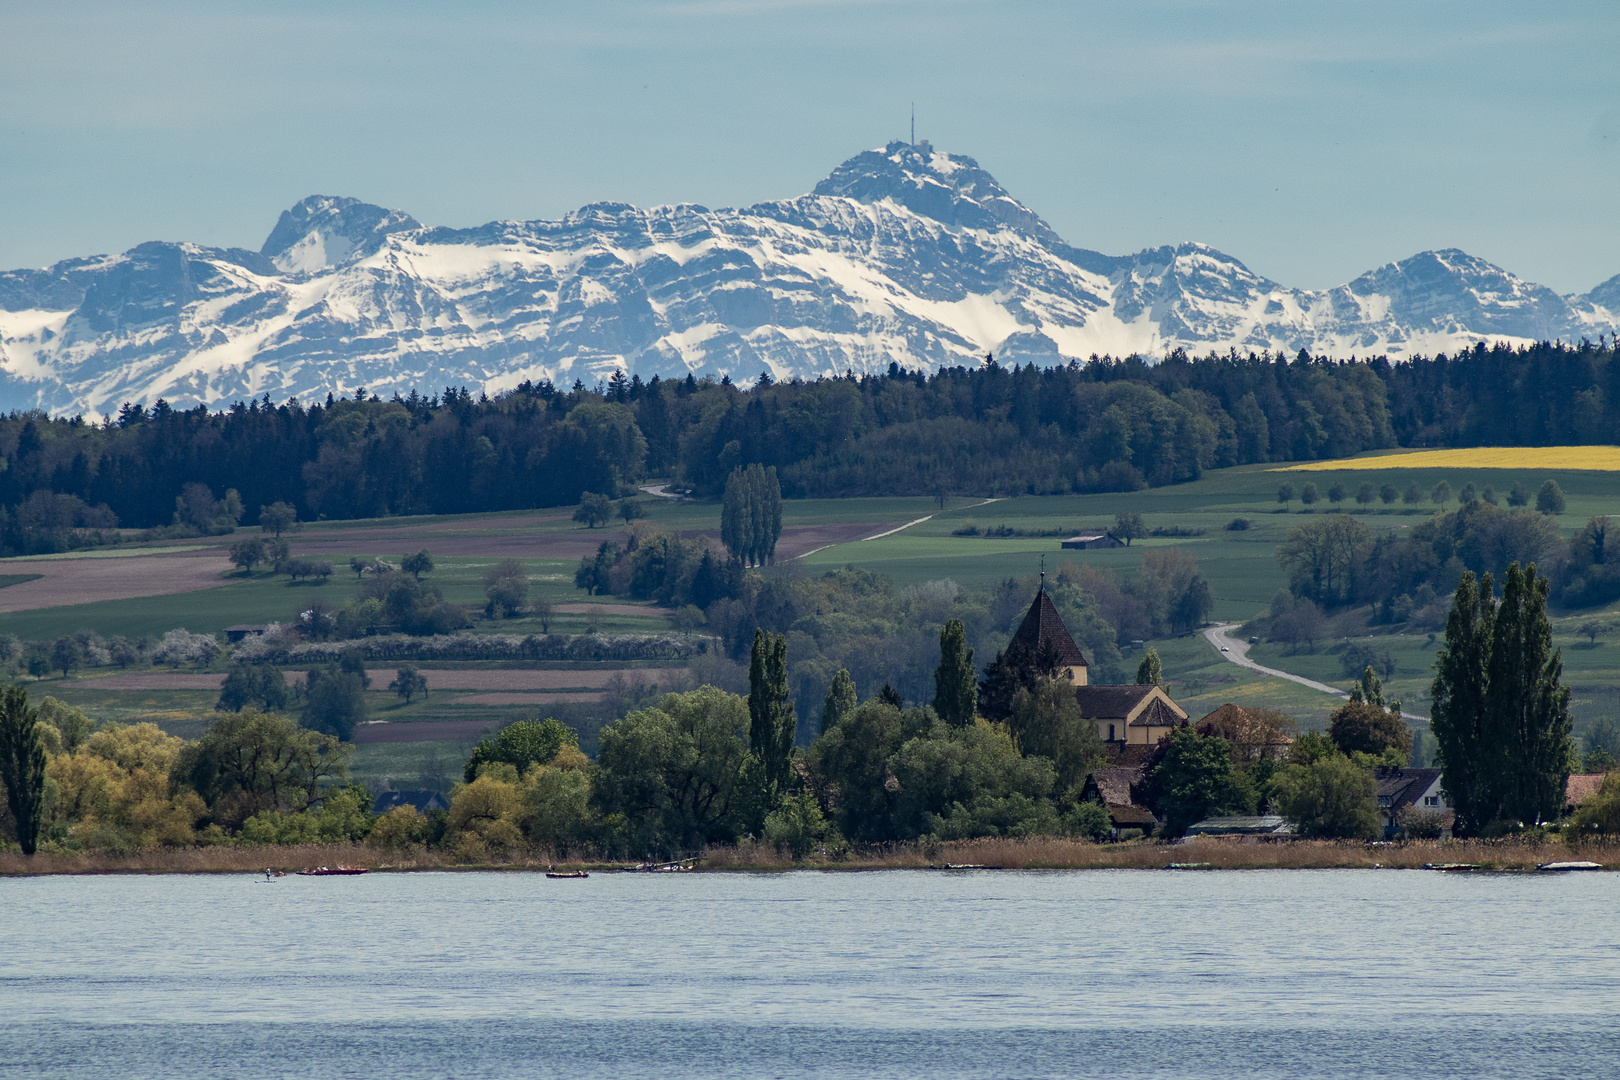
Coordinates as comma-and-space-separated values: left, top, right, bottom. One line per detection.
1078, 766, 1158, 835
1372, 767, 1450, 838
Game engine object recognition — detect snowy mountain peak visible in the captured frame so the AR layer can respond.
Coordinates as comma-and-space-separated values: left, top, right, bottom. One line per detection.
259, 195, 419, 275
812, 141, 1058, 241
3, 144, 1619, 416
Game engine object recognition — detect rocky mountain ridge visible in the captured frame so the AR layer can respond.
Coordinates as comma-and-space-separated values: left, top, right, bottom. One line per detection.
2, 140, 1616, 416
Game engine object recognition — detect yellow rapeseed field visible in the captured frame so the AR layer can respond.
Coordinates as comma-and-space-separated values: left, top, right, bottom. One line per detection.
1276, 447, 1620, 472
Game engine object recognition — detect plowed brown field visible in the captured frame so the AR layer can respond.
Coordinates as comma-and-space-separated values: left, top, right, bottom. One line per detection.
0, 551, 235, 614
86, 667, 687, 691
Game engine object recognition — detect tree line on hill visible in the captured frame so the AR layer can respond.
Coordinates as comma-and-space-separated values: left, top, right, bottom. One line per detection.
7, 339, 1620, 553
1249, 484, 1620, 654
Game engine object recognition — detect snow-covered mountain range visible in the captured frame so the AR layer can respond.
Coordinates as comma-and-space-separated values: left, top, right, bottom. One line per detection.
3, 141, 1617, 417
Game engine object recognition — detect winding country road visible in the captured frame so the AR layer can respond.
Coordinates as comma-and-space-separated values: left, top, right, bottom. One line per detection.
1202, 623, 1349, 699
1202, 623, 1430, 722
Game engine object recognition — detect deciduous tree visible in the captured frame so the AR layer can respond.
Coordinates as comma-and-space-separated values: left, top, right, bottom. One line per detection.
1269, 754, 1380, 839
389, 665, 429, 705
483, 558, 530, 618
230, 538, 266, 573
574, 492, 613, 528
1142, 726, 1254, 836
464, 718, 575, 782
401, 549, 434, 580
259, 502, 298, 537
1112, 511, 1145, 546
1278, 516, 1373, 606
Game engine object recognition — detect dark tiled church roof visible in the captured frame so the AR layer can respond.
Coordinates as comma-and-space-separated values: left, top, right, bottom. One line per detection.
1130, 696, 1185, 728
1072, 684, 1158, 719
1010, 589, 1088, 667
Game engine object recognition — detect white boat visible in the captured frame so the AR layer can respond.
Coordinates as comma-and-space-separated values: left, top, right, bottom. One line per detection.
1537, 861, 1604, 872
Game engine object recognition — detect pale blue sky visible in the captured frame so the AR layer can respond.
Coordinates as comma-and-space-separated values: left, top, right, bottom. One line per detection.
2, 1, 1617, 293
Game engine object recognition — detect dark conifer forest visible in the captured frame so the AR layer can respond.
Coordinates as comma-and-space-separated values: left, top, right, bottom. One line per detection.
3, 340, 1618, 553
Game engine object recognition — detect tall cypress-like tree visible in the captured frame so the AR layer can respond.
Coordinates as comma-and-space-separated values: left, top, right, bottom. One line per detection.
1136, 648, 1162, 686
1431, 572, 1495, 836
721, 464, 783, 566
722, 470, 753, 564
747, 629, 796, 792
932, 618, 978, 727
821, 669, 857, 734
0, 685, 48, 855
1482, 563, 1572, 826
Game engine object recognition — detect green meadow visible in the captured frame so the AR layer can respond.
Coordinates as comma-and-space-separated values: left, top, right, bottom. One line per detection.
12, 454, 1620, 740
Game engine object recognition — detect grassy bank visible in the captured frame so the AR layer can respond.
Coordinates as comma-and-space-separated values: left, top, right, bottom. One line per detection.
3, 836, 1612, 876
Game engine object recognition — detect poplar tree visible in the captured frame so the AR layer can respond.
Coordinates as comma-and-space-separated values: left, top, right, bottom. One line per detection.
721, 464, 783, 566
1433, 565, 1573, 833
932, 618, 978, 727
748, 629, 796, 793
1136, 648, 1162, 686
1431, 572, 1494, 835
1482, 563, 1572, 826
0, 686, 48, 855
821, 669, 857, 734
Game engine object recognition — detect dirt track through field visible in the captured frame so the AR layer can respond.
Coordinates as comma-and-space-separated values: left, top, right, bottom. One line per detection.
446, 692, 608, 705
551, 603, 672, 617
85, 667, 687, 691
353, 721, 501, 744
0, 551, 235, 615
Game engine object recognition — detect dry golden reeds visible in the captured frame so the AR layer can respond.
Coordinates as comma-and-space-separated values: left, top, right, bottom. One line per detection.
3, 835, 1614, 876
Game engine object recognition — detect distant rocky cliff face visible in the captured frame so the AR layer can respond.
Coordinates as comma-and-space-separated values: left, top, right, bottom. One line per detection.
2, 141, 1616, 416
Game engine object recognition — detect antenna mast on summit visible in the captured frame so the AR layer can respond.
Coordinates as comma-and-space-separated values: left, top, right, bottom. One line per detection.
910, 102, 915, 145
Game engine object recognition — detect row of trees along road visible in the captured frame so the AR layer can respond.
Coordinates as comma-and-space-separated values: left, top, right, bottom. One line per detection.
1430, 564, 1574, 834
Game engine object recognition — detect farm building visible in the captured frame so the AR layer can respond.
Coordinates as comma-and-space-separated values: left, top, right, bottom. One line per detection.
1078, 767, 1157, 836
372, 790, 450, 816
1061, 532, 1123, 550
1183, 815, 1293, 838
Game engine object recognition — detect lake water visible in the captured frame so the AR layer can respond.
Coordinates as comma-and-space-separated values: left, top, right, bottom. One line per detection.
1, 868, 1616, 1079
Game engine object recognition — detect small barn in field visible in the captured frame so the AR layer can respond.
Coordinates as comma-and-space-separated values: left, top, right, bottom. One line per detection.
1061, 532, 1123, 550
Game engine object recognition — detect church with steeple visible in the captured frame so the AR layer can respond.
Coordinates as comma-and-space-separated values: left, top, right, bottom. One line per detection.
1008, 580, 1188, 747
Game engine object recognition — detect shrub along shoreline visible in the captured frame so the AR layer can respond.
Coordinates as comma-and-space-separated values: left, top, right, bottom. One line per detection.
0, 836, 1610, 877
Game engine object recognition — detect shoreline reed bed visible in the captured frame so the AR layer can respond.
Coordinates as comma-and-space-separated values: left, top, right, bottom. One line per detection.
3, 836, 1615, 876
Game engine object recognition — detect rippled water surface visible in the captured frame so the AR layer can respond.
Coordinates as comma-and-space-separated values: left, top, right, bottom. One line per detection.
1, 868, 1616, 1078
